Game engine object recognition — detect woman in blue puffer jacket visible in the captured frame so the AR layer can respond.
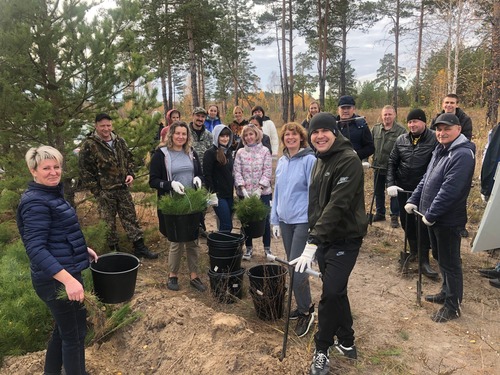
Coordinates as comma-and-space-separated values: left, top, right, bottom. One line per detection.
17, 146, 98, 375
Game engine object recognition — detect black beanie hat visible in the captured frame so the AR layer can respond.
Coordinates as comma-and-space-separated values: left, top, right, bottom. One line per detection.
308, 112, 339, 137
407, 108, 427, 123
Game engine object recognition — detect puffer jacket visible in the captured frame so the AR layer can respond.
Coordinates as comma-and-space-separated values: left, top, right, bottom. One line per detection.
430, 108, 473, 140
407, 134, 475, 226
336, 114, 375, 160
204, 117, 222, 133
308, 133, 368, 244
371, 122, 407, 171
16, 182, 89, 283
481, 123, 500, 197
387, 127, 438, 191
233, 143, 272, 197
79, 131, 135, 196
271, 147, 316, 225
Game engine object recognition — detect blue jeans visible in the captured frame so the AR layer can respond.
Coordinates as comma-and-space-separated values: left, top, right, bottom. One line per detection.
428, 225, 463, 312
374, 173, 399, 216
279, 222, 312, 314
33, 277, 87, 375
315, 239, 361, 351
213, 197, 233, 232
245, 194, 271, 249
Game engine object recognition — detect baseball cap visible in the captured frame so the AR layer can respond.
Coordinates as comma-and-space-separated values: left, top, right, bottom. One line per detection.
338, 95, 356, 107
192, 107, 207, 115
95, 113, 112, 122
434, 113, 460, 126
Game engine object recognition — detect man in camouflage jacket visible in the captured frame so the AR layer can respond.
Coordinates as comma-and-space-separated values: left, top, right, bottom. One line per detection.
79, 113, 158, 259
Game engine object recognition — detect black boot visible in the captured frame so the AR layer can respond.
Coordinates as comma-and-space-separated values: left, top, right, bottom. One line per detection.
133, 238, 158, 259
421, 250, 439, 280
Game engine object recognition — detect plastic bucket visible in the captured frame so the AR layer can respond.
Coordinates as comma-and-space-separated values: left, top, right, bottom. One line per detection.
243, 219, 266, 239
207, 232, 244, 257
247, 264, 288, 320
163, 212, 200, 242
209, 253, 242, 273
90, 252, 140, 304
208, 268, 245, 304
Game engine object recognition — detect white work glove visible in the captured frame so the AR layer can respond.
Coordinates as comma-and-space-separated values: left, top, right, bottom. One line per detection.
422, 216, 435, 226
207, 193, 218, 206
404, 203, 417, 214
272, 225, 280, 239
252, 189, 262, 198
387, 185, 403, 197
171, 181, 185, 195
289, 243, 317, 273
362, 162, 371, 170
193, 176, 202, 189
241, 187, 250, 198
481, 194, 489, 203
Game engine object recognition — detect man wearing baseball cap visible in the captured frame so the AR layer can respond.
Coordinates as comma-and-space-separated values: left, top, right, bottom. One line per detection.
406, 113, 475, 322
290, 112, 368, 374
386, 109, 439, 279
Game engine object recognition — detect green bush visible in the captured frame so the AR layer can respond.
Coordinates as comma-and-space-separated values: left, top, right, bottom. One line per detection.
157, 188, 208, 215
82, 220, 109, 255
234, 196, 270, 225
0, 220, 18, 245
0, 241, 52, 364
0, 189, 20, 212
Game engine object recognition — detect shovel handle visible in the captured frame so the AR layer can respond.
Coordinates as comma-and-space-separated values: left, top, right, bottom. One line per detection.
266, 254, 322, 279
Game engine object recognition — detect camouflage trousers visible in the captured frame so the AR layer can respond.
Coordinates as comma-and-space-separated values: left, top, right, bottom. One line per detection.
96, 188, 143, 246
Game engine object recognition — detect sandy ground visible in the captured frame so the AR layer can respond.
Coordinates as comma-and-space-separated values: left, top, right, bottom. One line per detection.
2, 203, 500, 375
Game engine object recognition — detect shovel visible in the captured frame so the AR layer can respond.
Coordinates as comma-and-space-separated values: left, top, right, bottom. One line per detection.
412, 209, 425, 307
398, 190, 414, 274
367, 166, 383, 225
266, 253, 321, 361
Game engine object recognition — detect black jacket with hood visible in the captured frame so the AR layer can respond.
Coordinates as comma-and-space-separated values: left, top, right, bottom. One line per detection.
203, 125, 234, 199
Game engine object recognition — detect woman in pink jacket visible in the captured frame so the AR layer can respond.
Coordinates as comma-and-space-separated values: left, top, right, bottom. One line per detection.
233, 124, 273, 260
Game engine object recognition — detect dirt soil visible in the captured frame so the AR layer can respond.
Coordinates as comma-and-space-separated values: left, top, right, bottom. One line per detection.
2, 206, 499, 375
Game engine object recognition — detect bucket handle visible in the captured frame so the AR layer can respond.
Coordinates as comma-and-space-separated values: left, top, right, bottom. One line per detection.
266, 254, 321, 279
212, 231, 243, 239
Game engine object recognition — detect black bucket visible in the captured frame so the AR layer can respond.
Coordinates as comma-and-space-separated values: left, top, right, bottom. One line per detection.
208, 268, 245, 304
163, 212, 200, 242
90, 252, 140, 304
209, 253, 242, 273
243, 219, 266, 238
247, 264, 288, 320
207, 232, 244, 257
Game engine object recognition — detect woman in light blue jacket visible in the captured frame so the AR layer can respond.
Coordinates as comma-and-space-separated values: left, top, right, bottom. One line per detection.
271, 122, 316, 338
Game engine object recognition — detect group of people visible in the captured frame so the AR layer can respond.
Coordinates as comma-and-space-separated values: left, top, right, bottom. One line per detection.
15, 91, 496, 375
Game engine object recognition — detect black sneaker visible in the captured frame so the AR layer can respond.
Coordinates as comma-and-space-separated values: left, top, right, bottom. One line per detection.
373, 213, 386, 222
190, 277, 207, 292
310, 350, 329, 375
288, 308, 300, 320
167, 277, 179, 291
390, 215, 400, 228
334, 343, 358, 359
431, 306, 460, 323
295, 306, 315, 337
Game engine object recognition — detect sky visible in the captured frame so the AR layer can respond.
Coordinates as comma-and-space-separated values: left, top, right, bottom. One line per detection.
249, 17, 416, 90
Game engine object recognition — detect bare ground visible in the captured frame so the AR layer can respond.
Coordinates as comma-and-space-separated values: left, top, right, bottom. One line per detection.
2, 206, 499, 375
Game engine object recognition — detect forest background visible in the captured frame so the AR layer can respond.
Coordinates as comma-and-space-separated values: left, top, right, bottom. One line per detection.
0, 0, 499, 366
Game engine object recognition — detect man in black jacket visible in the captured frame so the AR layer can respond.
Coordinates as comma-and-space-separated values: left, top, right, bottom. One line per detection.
430, 94, 472, 140
335, 95, 374, 161
291, 112, 368, 375
386, 109, 438, 279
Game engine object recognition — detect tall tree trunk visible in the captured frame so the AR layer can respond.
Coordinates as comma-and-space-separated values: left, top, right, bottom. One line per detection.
414, 0, 424, 104
452, 0, 463, 94
159, 52, 168, 118
167, 60, 173, 109
281, 0, 289, 123
288, 0, 294, 121
488, 0, 500, 126
446, 2, 453, 93
393, 0, 400, 110
318, 0, 328, 108
340, 18, 347, 96
187, 16, 199, 107
233, 0, 239, 106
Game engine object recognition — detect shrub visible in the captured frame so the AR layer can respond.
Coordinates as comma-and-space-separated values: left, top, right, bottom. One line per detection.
234, 196, 270, 225
157, 188, 209, 215
0, 220, 17, 245
0, 189, 20, 212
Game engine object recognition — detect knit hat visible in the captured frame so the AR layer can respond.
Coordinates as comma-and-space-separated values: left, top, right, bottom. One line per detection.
434, 113, 460, 126
338, 95, 356, 107
308, 112, 339, 137
407, 108, 427, 123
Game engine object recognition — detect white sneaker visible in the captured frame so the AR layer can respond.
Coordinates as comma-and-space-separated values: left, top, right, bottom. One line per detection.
242, 247, 252, 261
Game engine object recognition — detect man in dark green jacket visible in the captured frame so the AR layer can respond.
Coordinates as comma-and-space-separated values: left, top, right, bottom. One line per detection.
290, 112, 368, 375
79, 113, 158, 259
371, 105, 407, 227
